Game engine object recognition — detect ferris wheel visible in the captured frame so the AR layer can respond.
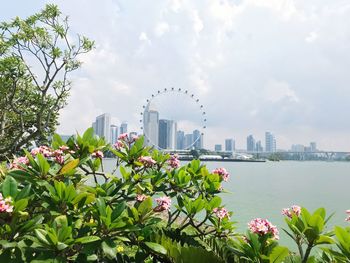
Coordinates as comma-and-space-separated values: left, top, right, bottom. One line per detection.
140, 87, 207, 150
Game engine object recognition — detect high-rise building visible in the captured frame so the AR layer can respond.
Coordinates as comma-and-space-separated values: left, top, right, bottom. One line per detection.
193, 130, 203, 149
265, 132, 276, 152
176, 130, 185, 150
94, 113, 111, 143
291, 144, 305, 152
225, 138, 235, 152
184, 134, 193, 149
92, 121, 97, 133
256, 140, 263, 152
158, 119, 177, 149
310, 142, 317, 152
120, 122, 128, 135
214, 144, 222, 151
247, 135, 256, 152
110, 125, 119, 145
143, 103, 159, 147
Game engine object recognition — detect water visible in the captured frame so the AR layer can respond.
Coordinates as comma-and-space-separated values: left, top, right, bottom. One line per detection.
102, 159, 350, 245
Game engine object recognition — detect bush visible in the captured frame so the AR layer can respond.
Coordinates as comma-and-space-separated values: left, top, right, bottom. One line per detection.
0, 128, 349, 262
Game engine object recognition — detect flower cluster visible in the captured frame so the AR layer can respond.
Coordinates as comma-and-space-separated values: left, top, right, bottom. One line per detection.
213, 207, 230, 220
92, 150, 104, 159
10, 156, 29, 170
346, 210, 350, 222
30, 145, 74, 164
168, 154, 180, 169
282, 205, 302, 218
136, 194, 148, 202
248, 218, 279, 240
118, 133, 128, 141
154, 196, 171, 212
212, 168, 230, 182
0, 194, 13, 213
114, 140, 124, 150
31, 145, 52, 157
138, 156, 156, 168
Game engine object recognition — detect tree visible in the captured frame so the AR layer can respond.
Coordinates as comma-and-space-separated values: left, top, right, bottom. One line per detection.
0, 4, 94, 160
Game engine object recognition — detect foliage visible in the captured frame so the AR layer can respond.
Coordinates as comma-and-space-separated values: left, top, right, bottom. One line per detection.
0, 129, 349, 262
0, 4, 94, 159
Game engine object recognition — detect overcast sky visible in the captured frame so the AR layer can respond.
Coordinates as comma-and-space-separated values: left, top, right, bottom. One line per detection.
2, 0, 350, 150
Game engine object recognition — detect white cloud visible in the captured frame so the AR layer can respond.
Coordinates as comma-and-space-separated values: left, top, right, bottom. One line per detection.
154, 22, 170, 37
305, 31, 318, 43
264, 79, 299, 103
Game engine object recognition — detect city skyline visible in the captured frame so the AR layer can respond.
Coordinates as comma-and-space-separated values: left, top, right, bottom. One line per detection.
6, 1, 350, 151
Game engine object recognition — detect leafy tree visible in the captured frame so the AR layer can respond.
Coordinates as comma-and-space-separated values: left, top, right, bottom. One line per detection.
0, 4, 94, 160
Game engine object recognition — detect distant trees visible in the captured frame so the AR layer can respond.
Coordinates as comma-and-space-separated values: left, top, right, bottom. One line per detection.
0, 4, 94, 160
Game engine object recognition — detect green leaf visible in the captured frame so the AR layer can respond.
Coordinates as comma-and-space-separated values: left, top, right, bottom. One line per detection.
37, 154, 50, 175
2, 176, 18, 197
144, 242, 167, 255
269, 246, 289, 263
101, 240, 116, 259
14, 199, 28, 212
138, 197, 152, 217
75, 236, 100, 244
83, 127, 94, 141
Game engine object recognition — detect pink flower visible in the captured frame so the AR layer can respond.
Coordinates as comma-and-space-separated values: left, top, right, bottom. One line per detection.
213, 207, 230, 220
59, 145, 69, 151
248, 218, 279, 240
154, 196, 171, 212
136, 194, 148, 202
118, 133, 128, 141
92, 151, 104, 159
282, 205, 301, 218
31, 146, 52, 157
138, 156, 156, 168
212, 168, 230, 182
0, 194, 13, 213
10, 156, 29, 170
55, 155, 65, 165
168, 154, 180, 169
131, 134, 139, 142
345, 210, 350, 222
114, 140, 124, 150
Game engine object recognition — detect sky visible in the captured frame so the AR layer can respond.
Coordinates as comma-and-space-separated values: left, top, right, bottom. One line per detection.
1, 0, 350, 151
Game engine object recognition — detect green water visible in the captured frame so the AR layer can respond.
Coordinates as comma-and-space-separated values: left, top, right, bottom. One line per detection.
103, 159, 350, 245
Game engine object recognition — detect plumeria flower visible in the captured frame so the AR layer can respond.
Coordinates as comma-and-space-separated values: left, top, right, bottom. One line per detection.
212, 168, 230, 182
114, 140, 124, 150
138, 156, 156, 168
92, 151, 104, 159
248, 218, 279, 240
118, 133, 128, 141
345, 210, 350, 222
282, 205, 301, 218
154, 196, 171, 212
31, 145, 52, 157
168, 154, 180, 169
213, 207, 230, 220
10, 156, 29, 170
136, 194, 148, 202
0, 194, 14, 213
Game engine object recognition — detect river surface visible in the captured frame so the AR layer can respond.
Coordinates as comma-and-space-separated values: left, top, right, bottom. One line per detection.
102, 159, 350, 245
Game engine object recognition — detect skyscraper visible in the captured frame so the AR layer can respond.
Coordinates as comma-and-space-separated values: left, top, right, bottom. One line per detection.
176, 130, 185, 150
95, 113, 111, 143
184, 134, 193, 149
158, 119, 177, 149
214, 144, 222, 151
120, 122, 128, 135
265, 132, 276, 152
247, 135, 256, 152
225, 138, 235, 152
256, 140, 263, 152
193, 130, 203, 149
110, 125, 119, 145
143, 104, 159, 147
310, 142, 317, 152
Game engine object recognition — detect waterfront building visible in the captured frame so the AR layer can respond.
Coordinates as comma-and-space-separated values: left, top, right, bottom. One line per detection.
265, 132, 276, 152
214, 144, 222, 152
225, 138, 235, 152
184, 134, 193, 149
143, 104, 159, 147
120, 122, 128, 135
291, 144, 305, 152
158, 119, 177, 149
310, 142, 317, 152
176, 130, 185, 150
247, 135, 256, 152
256, 140, 263, 152
94, 113, 111, 143
110, 125, 118, 145
193, 129, 203, 149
